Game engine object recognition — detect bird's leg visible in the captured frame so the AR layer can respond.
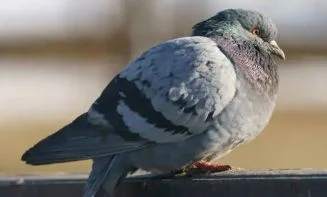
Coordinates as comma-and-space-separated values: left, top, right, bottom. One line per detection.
183, 161, 232, 176
193, 161, 232, 172
150, 162, 234, 178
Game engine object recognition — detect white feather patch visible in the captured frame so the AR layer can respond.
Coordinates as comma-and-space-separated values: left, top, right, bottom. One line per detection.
87, 107, 110, 127
116, 101, 188, 143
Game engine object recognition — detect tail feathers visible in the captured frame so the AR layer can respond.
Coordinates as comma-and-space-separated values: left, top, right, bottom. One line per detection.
84, 155, 133, 197
21, 113, 149, 165
84, 156, 115, 197
21, 113, 95, 164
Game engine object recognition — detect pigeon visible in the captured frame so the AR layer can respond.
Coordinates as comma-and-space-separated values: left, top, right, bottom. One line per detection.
22, 8, 285, 197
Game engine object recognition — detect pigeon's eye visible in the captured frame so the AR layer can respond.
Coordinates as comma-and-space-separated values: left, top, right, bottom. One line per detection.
251, 28, 260, 36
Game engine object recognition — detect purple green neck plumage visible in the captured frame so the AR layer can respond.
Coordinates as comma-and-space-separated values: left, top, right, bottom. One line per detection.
192, 23, 279, 97
191, 9, 281, 97
215, 36, 279, 97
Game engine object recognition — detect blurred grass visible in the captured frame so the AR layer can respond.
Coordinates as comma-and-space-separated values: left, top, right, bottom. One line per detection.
1, 110, 327, 173
0, 118, 91, 173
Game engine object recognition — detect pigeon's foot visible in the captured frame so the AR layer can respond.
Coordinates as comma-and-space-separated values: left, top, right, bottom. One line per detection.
193, 161, 232, 172
149, 162, 236, 179
183, 161, 233, 176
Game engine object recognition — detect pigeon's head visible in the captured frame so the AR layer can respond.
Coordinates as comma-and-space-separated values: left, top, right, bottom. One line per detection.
192, 9, 285, 60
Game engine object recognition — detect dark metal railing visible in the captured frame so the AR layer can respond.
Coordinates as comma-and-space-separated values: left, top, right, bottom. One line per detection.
1, 170, 327, 197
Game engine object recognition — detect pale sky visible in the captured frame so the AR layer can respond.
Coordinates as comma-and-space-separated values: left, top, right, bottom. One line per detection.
0, 0, 325, 42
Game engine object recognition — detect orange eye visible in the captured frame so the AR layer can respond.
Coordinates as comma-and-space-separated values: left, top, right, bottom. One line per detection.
251, 28, 260, 36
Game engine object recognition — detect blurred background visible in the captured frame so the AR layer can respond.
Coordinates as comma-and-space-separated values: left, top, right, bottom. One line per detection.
1, 0, 327, 174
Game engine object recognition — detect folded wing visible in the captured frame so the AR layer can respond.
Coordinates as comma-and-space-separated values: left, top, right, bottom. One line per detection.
22, 36, 236, 165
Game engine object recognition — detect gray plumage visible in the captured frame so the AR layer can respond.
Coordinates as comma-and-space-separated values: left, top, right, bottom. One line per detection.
22, 8, 285, 197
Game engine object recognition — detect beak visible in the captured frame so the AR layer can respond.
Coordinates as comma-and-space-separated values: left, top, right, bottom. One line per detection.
269, 40, 285, 60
